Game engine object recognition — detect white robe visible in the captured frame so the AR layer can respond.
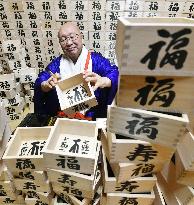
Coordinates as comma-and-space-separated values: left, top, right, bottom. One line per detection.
59, 46, 92, 80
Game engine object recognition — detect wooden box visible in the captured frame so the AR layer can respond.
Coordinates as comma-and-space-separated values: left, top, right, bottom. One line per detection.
117, 75, 194, 113
47, 162, 101, 192
5, 97, 25, 114
43, 118, 99, 175
0, 73, 16, 91
177, 131, 194, 171
0, 195, 25, 204
110, 161, 164, 183
3, 127, 51, 172
106, 191, 155, 205
106, 131, 174, 164
103, 151, 157, 193
2, 40, 22, 53
12, 171, 47, 184
1, 83, 20, 99
52, 168, 101, 199
116, 17, 194, 76
175, 150, 194, 186
13, 178, 51, 193
25, 191, 53, 204
56, 73, 97, 114
19, 68, 37, 84
107, 105, 188, 149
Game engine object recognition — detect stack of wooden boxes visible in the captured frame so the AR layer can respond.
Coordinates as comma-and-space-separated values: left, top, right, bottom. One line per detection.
0, 103, 25, 204
0, 39, 36, 120
43, 118, 102, 204
100, 17, 194, 205
0, 162, 25, 205
0, 72, 25, 122
3, 126, 53, 205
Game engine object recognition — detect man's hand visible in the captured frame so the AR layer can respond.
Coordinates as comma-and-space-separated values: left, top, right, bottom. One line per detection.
83, 71, 111, 91
41, 73, 60, 92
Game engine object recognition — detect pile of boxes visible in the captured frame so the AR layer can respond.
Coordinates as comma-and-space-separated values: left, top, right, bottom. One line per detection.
3, 126, 53, 205
107, 17, 194, 204
44, 118, 102, 204
1, 118, 103, 205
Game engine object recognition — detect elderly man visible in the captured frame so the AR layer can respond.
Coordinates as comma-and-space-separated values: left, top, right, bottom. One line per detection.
34, 22, 119, 120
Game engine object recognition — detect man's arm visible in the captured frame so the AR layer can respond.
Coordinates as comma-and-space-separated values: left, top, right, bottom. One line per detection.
83, 71, 111, 91
86, 52, 119, 104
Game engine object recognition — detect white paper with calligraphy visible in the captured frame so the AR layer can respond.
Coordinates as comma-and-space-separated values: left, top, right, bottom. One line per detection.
56, 134, 96, 157
43, 139, 99, 175
18, 140, 46, 157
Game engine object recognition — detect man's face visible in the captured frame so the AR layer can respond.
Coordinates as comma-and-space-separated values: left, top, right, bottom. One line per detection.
58, 24, 83, 62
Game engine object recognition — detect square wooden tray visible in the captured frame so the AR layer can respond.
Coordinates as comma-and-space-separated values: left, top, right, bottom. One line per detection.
43, 118, 99, 175
3, 127, 52, 172
56, 72, 97, 114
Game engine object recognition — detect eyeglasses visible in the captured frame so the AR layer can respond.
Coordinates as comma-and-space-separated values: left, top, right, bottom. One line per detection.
59, 33, 79, 45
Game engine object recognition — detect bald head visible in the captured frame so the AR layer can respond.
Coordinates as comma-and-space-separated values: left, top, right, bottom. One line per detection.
58, 22, 83, 63
58, 22, 81, 39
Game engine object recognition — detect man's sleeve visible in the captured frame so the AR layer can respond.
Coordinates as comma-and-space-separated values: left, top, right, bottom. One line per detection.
34, 56, 61, 114
91, 52, 119, 104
